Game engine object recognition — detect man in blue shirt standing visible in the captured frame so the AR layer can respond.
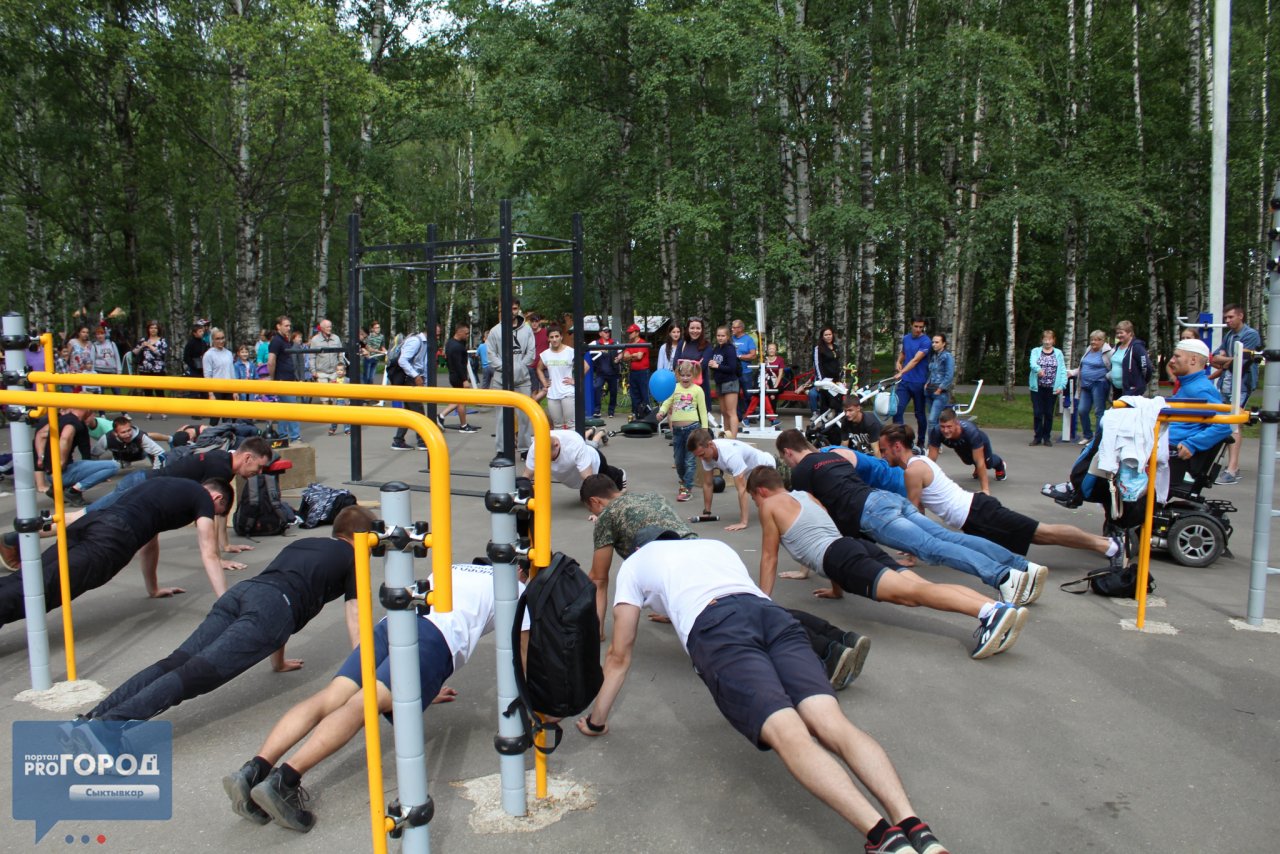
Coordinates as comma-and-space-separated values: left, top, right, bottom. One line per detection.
1210, 304, 1263, 484
731, 319, 758, 422
893, 316, 931, 450
266, 316, 301, 443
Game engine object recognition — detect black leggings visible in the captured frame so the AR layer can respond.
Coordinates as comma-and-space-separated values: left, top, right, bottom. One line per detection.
787, 608, 858, 661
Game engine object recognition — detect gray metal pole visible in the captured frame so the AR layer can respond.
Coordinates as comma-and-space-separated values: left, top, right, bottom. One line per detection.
3, 313, 51, 690
488, 456, 526, 816
1207, 0, 1232, 353
380, 481, 430, 853
1246, 186, 1280, 624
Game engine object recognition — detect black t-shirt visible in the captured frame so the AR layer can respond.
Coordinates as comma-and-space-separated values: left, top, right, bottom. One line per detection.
99, 478, 217, 550
927, 419, 989, 453
268, 333, 296, 381
146, 449, 234, 484
243, 538, 357, 632
36, 414, 91, 473
445, 337, 469, 385
840, 412, 883, 444
183, 336, 209, 378
790, 451, 871, 535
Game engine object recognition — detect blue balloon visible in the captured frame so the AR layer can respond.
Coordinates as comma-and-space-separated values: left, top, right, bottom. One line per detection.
649, 369, 677, 403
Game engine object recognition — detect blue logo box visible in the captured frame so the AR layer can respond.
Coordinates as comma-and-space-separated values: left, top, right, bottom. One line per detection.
12, 721, 173, 843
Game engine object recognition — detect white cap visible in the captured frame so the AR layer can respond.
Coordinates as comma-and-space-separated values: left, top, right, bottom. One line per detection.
1175, 338, 1210, 359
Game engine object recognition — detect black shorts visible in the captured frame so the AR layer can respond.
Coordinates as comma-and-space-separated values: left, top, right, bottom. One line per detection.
961, 492, 1038, 556
686, 595, 834, 750
449, 375, 467, 389
821, 537, 897, 600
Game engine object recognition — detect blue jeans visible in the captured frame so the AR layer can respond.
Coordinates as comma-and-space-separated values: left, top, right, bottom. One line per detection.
276, 394, 301, 441
62, 459, 120, 492
673, 423, 698, 490
629, 369, 650, 414
594, 374, 619, 416
925, 390, 950, 438
894, 381, 928, 440
858, 490, 1025, 588
85, 469, 148, 513
362, 356, 380, 385
1077, 379, 1109, 439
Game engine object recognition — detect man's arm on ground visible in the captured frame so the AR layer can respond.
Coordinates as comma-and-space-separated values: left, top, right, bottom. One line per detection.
927, 444, 940, 461
138, 536, 183, 598
589, 545, 614, 638
972, 456, 991, 495
270, 646, 304, 672
757, 504, 781, 596
577, 603, 639, 735
195, 517, 229, 596
728, 474, 750, 531
345, 599, 360, 648
904, 464, 927, 511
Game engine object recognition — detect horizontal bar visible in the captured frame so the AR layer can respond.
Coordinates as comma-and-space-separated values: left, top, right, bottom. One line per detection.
360, 241, 429, 254
25, 370, 553, 569
512, 232, 574, 245
512, 247, 574, 256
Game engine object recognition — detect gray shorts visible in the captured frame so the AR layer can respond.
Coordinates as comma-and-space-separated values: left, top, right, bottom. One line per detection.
717, 379, 740, 395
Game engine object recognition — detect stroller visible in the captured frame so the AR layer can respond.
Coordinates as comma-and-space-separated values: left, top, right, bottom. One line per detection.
805, 378, 897, 454
1041, 426, 1237, 567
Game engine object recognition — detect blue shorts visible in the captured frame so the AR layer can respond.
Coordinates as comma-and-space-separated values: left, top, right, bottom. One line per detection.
335, 617, 454, 712
686, 595, 834, 750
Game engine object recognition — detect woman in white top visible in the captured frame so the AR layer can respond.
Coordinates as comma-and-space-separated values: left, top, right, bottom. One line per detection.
537, 324, 576, 429
655, 323, 682, 373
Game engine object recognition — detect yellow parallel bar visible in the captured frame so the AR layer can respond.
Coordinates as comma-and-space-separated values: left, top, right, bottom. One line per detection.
0, 388, 454, 617
38, 336, 76, 680
535, 729, 548, 798
353, 532, 389, 854
1133, 410, 1250, 628
27, 370, 554, 571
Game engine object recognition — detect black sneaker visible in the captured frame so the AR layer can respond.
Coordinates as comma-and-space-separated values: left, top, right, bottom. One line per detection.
618, 468, 629, 491
1108, 535, 1128, 570
390, 440, 412, 451
904, 821, 950, 854
995, 463, 1007, 481
866, 828, 915, 853
250, 769, 315, 832
971, 603, 1018, 659
223, 762, 271, 825
825, 634, 871, 689
458, 424, 480, 433
64, 488, 86, 507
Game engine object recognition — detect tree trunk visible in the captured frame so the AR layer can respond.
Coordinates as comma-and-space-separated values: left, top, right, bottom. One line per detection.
317, 91, 333, 328
856, 10, 877, 372
354, 0, 385, 218
1004, 214, 1021, 401
1254, 0, 1272, 321
13, 84, 51, 331
229, 0, 259, 347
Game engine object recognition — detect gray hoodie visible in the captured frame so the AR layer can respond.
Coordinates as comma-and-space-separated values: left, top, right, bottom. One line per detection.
485, 315, 536, 388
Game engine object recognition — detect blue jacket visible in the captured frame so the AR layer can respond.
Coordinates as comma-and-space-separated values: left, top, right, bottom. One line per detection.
1028, 347, 1067, 392
1169, 371, 1233, 453
926, 350, 954, 393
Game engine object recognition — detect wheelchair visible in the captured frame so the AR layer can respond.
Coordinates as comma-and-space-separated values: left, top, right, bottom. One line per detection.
1041, 432, 1237, 568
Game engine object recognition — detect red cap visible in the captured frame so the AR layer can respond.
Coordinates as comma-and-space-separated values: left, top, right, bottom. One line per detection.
626, 323, 641, 333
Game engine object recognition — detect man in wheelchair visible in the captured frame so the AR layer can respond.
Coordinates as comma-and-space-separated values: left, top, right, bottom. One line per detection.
1042, 339, 1237, 567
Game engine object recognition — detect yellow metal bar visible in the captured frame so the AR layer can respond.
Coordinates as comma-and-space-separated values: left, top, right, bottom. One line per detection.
0, 388, 455, 614
353, 532, 389, 854
1131, 409, 1250, 628
27, 370, 554, 570
535, 729, 548, 798
40, 384, 76, 681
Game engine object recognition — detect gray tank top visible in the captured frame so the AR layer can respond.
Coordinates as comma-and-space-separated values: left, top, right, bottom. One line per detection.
780, 491, 842, 575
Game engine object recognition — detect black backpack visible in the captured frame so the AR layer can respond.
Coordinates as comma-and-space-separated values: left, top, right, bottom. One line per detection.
384, 336, 411, 386
1060, 564, 1155, 598
504, 552, 602, 754
297, 483, 357, 529
233, 471, 295, 537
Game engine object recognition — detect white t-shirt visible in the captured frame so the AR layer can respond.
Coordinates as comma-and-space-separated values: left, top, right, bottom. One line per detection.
539, 346, 576, 400
700, 438, 776, 477
526, 429, 600, 489
613, 540, 766, 651
907, 456, 974, 528
426, 563, 529, 670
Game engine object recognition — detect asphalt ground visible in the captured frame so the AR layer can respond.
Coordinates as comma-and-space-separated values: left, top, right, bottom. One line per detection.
1, 404, 1278, 853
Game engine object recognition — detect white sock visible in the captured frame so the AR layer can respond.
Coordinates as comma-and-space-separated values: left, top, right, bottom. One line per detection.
1105, 540, 1120, 557
978, 602, 997, 620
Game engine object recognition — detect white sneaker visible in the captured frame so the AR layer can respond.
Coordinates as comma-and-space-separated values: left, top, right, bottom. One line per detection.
997, 569, 1027, 604
1021, 562, 1049, 605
